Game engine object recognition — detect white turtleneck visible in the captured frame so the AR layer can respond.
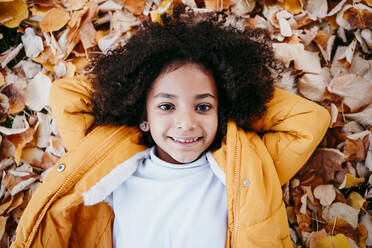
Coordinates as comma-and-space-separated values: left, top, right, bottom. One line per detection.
112, 147, 227, 248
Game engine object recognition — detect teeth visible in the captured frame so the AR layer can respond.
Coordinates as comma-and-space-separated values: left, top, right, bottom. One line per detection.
172, 137, 199, 143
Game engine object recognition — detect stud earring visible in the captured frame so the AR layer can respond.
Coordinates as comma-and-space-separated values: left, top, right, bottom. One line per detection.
139, 121, 149, 132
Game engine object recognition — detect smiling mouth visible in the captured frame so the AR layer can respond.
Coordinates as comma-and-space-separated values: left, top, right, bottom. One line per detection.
170, 137, 202, 144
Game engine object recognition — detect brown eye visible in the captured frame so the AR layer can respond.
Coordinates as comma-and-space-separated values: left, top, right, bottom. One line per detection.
159, 104, 174, 111
196, 104, 211, 112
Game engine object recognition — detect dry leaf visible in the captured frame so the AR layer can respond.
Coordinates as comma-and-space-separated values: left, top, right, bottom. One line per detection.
348, 191, 366, 210
39, 8, 70, 32
21, 28, 44, 59
343, 135, 369, 161
327, 74, 372, 112
2, 169, 39, 196
309, 232, 352, 248
123, 0, 146, 15
64, 0, 86, 11
0, 43, 24, 69
0, 0, 29, 28
7, 128, 35, 163
305, 0, 328, 20
339, 174, 365, 189
25, 72, 52, 111
1, 83, 25, 114
345, 105, 372, 127
313, 184, 336, 206
204, 0, 234, 10
322, 202, 360, 229
298, 148, 345, 182
361, 212, 372, 246
272, 43, 321, 73
0, 216, 8, 241
284, 0, 302, 15
79, 21, 97, 50
298, 67, 330, 101
231, 0, 255, 16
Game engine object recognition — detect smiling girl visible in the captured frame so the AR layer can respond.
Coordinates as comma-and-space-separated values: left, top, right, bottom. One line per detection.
12, 7, 330, 248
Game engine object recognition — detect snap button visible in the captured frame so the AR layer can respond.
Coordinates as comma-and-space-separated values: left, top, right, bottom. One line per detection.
57, 163, 65, 172
243, 180, 250, 187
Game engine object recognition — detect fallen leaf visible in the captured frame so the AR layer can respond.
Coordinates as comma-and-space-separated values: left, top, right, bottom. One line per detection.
343, 135, 369, 161
1, 83, 25, 114
0, 43, 24, 69
2, 169, 39, 196
339, 174, 365, 189
64, 0, 86, 11
0, 0, 29, 28
298, 67, 331, 101
309, 232, 352, 248
21, 28, 44, 59
39, 8, 70, 32
313, 184, 336, 206
305, 0, 328, 20
348, 191, 366, 210
322, 202, 360, 229
298, 148, 345, 183
345, 105, 372, 128
343, 4, 372, 29
7, 127, 35, 163
232, 0, 255, 16
123, 0, 146, 15
204, 0, 234, 10
361, 212, 372, 246
284, 0, 302, 15
79, 21, 97, 50
0, 216, 8, 242
327, 74, 372, 112
25, 72, 52, 111
272, 43, 321, 73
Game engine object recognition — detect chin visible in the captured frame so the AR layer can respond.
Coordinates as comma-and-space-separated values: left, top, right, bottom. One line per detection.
173, 154, 201, 164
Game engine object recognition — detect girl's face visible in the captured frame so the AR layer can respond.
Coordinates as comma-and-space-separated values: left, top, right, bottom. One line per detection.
146, 63, 218, 164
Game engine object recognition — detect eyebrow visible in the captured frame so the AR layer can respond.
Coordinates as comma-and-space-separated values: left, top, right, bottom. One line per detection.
154, 93, 216, 99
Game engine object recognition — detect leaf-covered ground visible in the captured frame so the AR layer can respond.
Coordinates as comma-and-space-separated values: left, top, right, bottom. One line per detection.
0, 0, 371, 247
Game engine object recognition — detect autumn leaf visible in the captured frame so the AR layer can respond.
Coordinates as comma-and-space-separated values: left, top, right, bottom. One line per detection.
0, 0, 29, 28
39, 8, 70, 32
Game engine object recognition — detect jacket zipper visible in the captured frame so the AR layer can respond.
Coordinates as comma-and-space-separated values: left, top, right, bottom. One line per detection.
25, 126, 127, 248
231, 137, 241, 248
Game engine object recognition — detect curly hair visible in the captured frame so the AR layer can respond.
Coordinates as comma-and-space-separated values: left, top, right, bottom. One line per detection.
91, 7, 281, 150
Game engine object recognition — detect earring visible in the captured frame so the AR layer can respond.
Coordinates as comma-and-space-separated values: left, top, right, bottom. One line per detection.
139, 121, 149, 131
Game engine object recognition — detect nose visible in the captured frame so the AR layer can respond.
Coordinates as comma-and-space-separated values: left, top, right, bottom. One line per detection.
175, 109, 196, 130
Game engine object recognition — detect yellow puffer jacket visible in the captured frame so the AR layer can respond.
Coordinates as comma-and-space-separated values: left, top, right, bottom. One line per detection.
11, 77, 330, 248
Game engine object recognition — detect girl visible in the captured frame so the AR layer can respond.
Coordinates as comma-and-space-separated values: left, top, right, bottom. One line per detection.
12, 7, 330, 248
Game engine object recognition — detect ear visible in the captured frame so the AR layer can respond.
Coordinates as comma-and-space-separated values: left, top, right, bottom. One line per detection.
139, 121, 150, 132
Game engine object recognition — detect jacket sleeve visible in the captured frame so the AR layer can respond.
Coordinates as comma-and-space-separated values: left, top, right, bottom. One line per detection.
251, 87, 331, 185
49, 77, 95, 151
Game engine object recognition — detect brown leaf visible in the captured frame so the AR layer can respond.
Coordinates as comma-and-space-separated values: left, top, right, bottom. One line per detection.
2, 169, 39, 196
343, 6, 372, 29
327, 74, 372, 113
284, 0, 302, 15
298, 148, 345, 183
343, 135, 369, 161
324, 218, 367, 247
204, 0, 234, 10
0, 196, 13, 215
123, 0, 146, 15
7, 127, 35, 163
39, 8, 70, 32
1, 83, 25, 114
0, 216, 8, 242
0, 0, 29, 28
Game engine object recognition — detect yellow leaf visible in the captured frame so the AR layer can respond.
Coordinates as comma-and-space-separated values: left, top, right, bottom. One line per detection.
339, 174, 365, 189
284, 0, 302, 14
0, 216, 8, 241
95, 30, 110, 43
0, 0, 29, 28
39, 8, 70, 32
123, 0, 146, 15
310, 232, 352, 248
0, 71, 5, 87
366, 0, 372, 6
151, 0, 173, 24
30, 5, 52, 17
348, 192, 366, 210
